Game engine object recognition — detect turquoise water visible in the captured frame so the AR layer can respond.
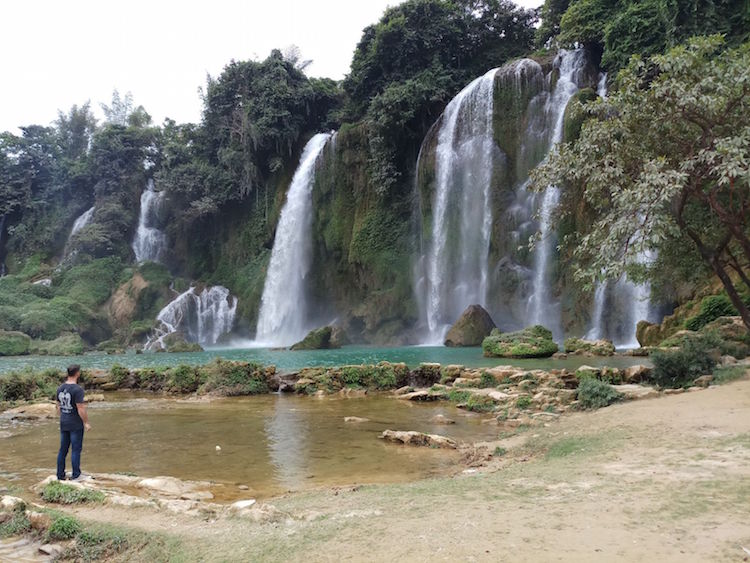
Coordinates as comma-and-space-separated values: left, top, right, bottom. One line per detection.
0, 345, 649, 375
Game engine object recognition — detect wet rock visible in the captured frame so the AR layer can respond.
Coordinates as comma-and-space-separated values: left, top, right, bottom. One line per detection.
410, 363, 442, 387
439, 364, 465, 384
339, 388, 367, 398
290, 326, 339, 351
162, 332, 203, 353
392, 386, 413, 396
693, 375, 714, 388
38, 544, 65, 556
552, 352, 568, 359
27, 511, 51, 531
344, 416, 370, 423
482, 326, 558, 358
564, 337, 616, 356
444, 305, 496, 347
380, 430, 458, 449
575, 366, 601, 380
230, 499, 257, 511
430, 414, 456, 424
5, 403, 57, 420
396, 390, 441, 401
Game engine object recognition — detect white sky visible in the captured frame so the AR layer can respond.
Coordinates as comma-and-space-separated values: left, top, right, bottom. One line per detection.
1, 0, 542, 133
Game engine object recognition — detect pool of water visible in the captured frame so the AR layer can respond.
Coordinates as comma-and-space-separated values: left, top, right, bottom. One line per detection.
1, 394, 499, 499
0, 345, 649, 375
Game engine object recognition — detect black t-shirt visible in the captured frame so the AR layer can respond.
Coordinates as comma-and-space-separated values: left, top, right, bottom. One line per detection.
56, 383, 85, 431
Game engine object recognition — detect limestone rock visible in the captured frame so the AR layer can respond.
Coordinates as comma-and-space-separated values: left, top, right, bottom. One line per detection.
290, 326, 340, 351
0, 495, 25, 511
623, 365, 652, 384
612, 384, 659, 401
430, 414, 456, 424
410, 363, 442, 386
693, 375, 714, 388
162, 332, 203, 353
482, 326, 558, 359
444, 305, 496, 347
344, 416, 370, 423
229, 499, 257, 511
27, 511, 51, 531
575, 365, 601, 380
380, 430, 458, 449
5, 402, 57, 420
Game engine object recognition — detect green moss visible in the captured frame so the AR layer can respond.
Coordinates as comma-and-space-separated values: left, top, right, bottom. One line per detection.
198, 359, 270, 396
31, 332, 85, 356
482, 325, 558, 358
291, 326, 338, 350
0, 330, 32, 356
564, 337, 615, 356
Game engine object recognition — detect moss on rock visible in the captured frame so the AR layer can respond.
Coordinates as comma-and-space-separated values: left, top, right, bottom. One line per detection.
0, 330, 32, 356
444, 304, 496, 347
290, 326, 339, 351
564, 337, 615, 356
30, 332, 85, 356
482, 325, 558, 358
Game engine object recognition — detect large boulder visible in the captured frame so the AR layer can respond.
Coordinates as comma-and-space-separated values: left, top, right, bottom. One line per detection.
702, 316, 750, 359
482, 325, 558, 358
564, 337, 616, 356
380, 430, 457, 449
162, 332, 203, 353
290, 326, 340, 351
0, 330, 31, 356
444, 305, 497, 347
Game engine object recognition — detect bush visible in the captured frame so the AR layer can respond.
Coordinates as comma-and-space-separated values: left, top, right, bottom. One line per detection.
650, 333, 719, 388
685, 295, 738, 331
47, 515, 82, 540
0, 369, 60, 402
166, 364, 203, 393
41, 482, 106, 504
577, 378, 623, 409
199, 360, 269, 396
479, 371, 496, 388
0, 330, 32, 356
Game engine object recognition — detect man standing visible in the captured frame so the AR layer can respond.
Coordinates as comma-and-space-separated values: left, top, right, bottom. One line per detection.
56, 364, 91, 481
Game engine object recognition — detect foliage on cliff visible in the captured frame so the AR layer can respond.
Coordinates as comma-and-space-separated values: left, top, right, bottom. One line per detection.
533, 36, 750, 330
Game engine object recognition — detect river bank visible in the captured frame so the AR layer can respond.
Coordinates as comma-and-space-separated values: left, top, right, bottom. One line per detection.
2, 373, 749, 561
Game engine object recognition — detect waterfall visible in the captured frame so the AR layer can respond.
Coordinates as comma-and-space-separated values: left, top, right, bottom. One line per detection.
527, 50, 589, 340
68, 206, 94, 242
586, 282, 608, 339
255, 132, 332, 347
145, 285, 238, 350
597, 72, 608, 99
419, 68, 499, 343
0, 214, 6, 277
132, 179, 168, 264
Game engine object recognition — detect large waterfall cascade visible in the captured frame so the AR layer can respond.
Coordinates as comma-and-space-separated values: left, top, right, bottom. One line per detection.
418, 68, 499, 344
145, 285, 238, 350
415, 50, 595, 344
255, 132, 332, 347
132, 179, 168, 264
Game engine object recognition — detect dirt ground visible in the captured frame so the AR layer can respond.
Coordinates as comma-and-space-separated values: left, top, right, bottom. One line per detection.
67, 377, 750, 562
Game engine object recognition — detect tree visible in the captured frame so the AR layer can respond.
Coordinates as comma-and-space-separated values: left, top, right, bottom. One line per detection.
532, 36, 750, 329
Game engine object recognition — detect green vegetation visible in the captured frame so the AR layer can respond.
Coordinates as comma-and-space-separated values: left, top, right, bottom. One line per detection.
0, 330, 31, 356
576, 378, 622, 409
712, 366, 748, 385
41, 482, 106, 504
534, 37, 750, 334
0, 368, 60, 402
291, 326, 339, 351
46, 514, 82, 540
482, 326, 559, 358
650, 333, 719, 388
0, 506, 31, 538
684, 294, 746, 331
564, 336, 615, 356
479, 371, 497, 388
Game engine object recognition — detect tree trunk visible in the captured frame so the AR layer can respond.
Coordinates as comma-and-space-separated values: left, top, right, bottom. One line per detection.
710, 255, 750, 331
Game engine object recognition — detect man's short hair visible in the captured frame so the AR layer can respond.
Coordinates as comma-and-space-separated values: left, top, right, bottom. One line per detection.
67, 364, 81, 378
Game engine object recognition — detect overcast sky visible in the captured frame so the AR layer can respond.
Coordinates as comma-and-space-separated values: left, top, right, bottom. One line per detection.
1, 0, 543, 133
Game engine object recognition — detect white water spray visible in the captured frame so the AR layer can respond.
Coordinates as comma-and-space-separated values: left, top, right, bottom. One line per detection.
132, 179, 167, 263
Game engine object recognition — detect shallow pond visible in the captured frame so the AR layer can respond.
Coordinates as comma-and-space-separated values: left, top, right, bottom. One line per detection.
1, 394, 503, 499
0, 345, 649, 375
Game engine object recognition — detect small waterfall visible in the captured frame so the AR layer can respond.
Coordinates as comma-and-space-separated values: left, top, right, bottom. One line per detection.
255, 132, 332, 347
0, 214, 6, 277
132, 179, 168, 264
597, 72, 608, 98
146, 285, 238, 349
527, 50, 589, 340
419, 68, 499, 343
67, 206, 94, 246
586, 282, 608, 339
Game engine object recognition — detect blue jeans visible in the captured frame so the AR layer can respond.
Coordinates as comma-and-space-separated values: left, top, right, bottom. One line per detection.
57, 428, 84, 480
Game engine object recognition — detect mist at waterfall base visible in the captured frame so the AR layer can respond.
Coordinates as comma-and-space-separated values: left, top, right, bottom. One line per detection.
254, 132, 333, 348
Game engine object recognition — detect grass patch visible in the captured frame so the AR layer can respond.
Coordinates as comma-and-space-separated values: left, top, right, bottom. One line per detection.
46, 514, 82, 540
515, 395, 532, 409
546, 436, 602, 459
0, 506, 31, 538
577, 378, 623, 409
41, 482, 106, 504
712, 366, 748, 385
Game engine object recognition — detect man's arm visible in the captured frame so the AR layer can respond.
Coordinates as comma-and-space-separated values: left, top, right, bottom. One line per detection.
78, 402, 91, 431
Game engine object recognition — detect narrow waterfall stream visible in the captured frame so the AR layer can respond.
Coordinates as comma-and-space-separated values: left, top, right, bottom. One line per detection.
132, 179, 168, 264
255, 132, 332, 347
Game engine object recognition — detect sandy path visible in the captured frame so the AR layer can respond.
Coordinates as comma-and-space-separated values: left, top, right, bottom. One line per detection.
70, 377, 750, 562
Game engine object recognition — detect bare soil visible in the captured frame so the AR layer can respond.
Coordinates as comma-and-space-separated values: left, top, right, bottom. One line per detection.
67, 376, 750, 562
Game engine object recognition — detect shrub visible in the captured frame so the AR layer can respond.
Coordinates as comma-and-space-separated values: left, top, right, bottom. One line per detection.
110, 364, 130, 387
577, 378, 623, 409
0, 369, 60, 402
685, 295, 737, 331
0, 506, 31, 538
166, 364, 203, 393
649, 333, 719, 388
199, 360, 269, 396
515, 395, 532, 409
47, 515, 82, 540
41, 482, 106, 504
